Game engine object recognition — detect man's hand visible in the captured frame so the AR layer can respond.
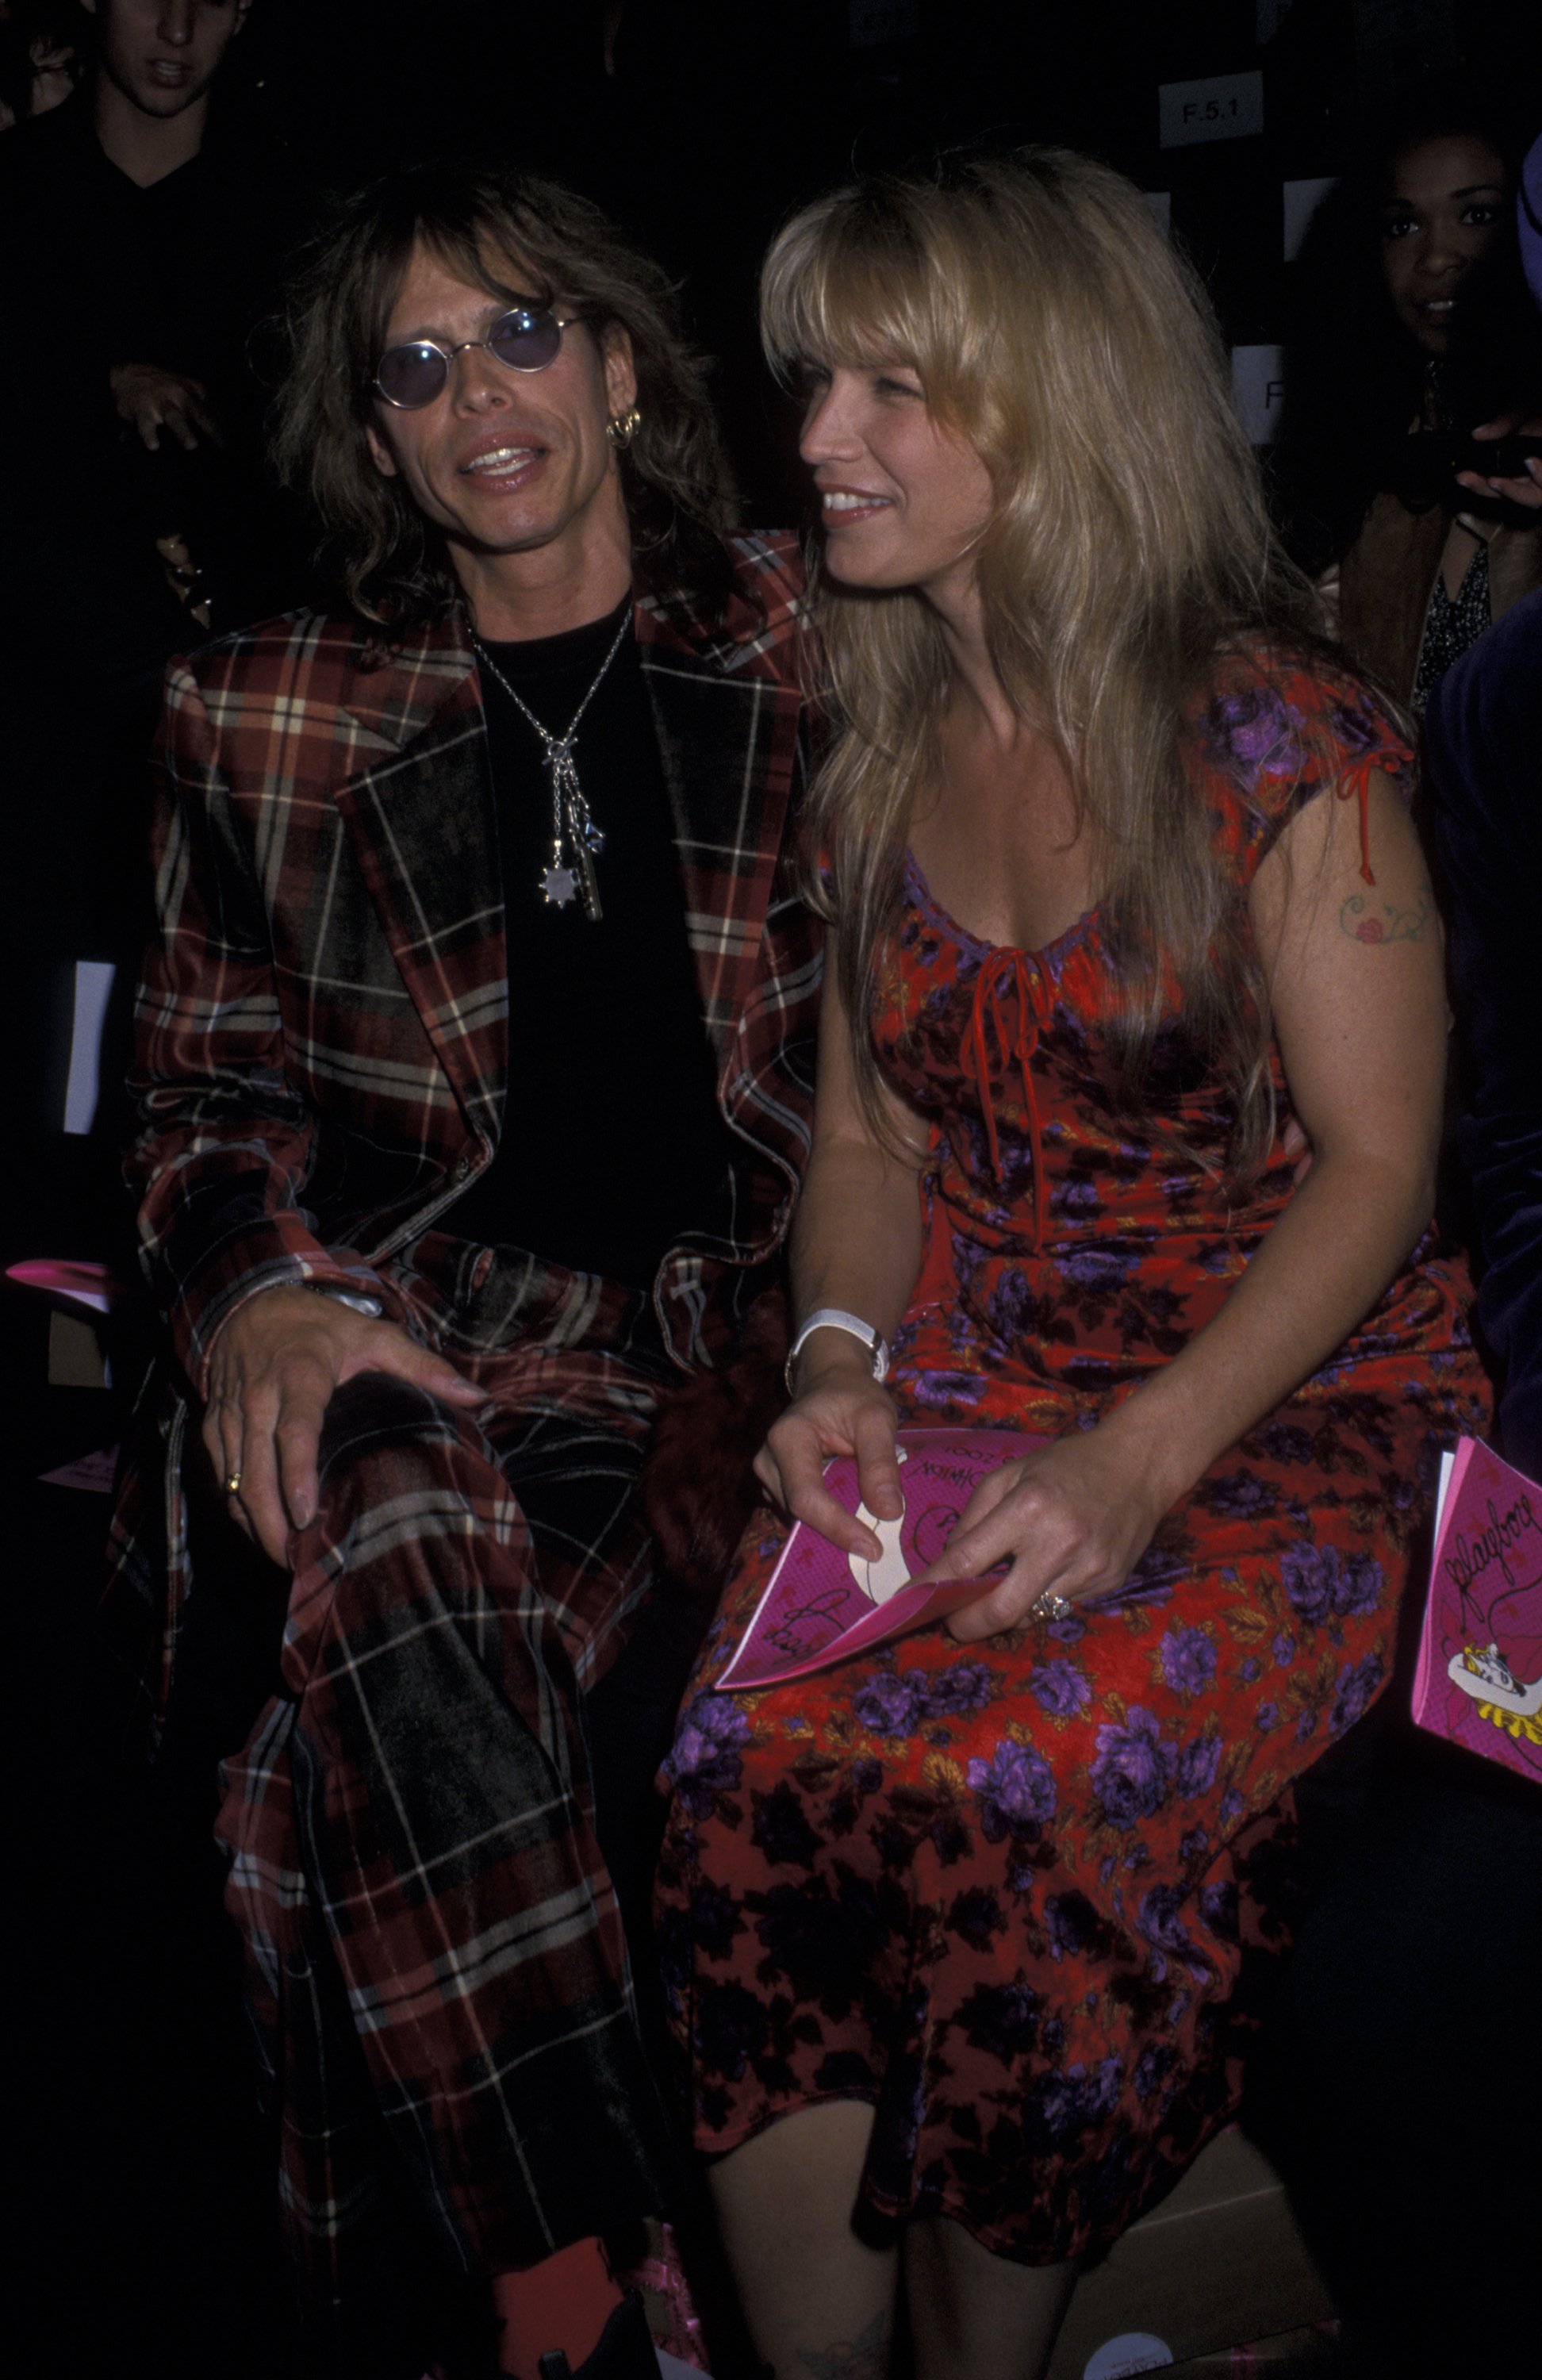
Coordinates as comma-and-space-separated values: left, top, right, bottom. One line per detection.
110, 362, 224, 452
202, 1285, 484, 1565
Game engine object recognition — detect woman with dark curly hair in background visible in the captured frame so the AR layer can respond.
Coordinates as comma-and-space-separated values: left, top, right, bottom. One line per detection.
1272, 82, 1542, 708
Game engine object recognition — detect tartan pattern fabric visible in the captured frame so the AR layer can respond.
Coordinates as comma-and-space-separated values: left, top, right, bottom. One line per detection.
98, 538, 820, 2366
220, 1243, 681, 2370
104, 532, 821, 1750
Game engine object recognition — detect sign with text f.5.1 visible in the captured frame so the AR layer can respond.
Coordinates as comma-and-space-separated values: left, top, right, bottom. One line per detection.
1159, 72, 1264, 148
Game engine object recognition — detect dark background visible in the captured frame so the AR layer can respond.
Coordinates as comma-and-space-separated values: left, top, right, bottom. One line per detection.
8, 2, 1542, 2374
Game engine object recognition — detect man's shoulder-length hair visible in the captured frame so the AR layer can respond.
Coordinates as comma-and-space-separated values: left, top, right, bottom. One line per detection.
270, 161, 738, 633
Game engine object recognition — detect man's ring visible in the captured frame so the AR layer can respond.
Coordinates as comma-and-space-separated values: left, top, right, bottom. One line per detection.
1038, 1591, 1073, 1620
225, 1472, 243, 1495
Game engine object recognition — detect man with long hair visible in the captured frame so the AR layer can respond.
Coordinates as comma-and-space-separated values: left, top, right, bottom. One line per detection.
103, 160, 818, 2380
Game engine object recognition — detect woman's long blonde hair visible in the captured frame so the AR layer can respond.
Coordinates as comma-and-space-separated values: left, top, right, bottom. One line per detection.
762, 149, 1332, 1183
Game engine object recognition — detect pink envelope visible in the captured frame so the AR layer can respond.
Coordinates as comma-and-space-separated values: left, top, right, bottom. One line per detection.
718, 1427, 1043, 1691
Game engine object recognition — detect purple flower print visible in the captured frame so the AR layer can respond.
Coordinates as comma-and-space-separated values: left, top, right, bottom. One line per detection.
1053, 1177, 1103, 1222
1091, 1707, 1180, 1828
1199, 1879, 1240, 1940
1060, 1246, 1137, 1294
1256, 1702, 1280, 1733
1219, 1787, 1245, 1825
987, 1268, 1041, 1344
1179, 1825, 1210, 1864
1283, 1541, 1386, 1626
1028, 2056, 1124, 2152
968, 1738, 1058, 1839
1205, 683, 1300, 778
1272, 1630, 1295, 1669
1330, 1651, 1385, 1736
1137, 1883, 1195, 1957
1328, 692, 1383, 758
1281, 1542, 1334, 1624
907, 1368, 987, 1411
1043, 1890, 1102, 1960
957, 1979, 1041, 2062
665, 1693, 750, 1817
1030, 1659, 1092, 1719
853, 1671, 923, 1737
923, 1660, 995, 1719
1159, 1626, 1218, 1697
1334, 1553, 1384, 1618
1133, 2043, 1172, 2100
1204, 1469, 1278, 1519
1253, 1420, 1316, 1468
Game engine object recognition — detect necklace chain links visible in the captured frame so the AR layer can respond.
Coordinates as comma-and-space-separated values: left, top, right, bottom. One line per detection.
473, 607, 631, 922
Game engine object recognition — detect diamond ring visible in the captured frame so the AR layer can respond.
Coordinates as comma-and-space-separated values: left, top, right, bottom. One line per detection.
1037, 1591, 1074, 1620
225, 1472, 243, 1495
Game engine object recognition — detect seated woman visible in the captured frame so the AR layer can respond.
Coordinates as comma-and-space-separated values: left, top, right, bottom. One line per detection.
654, 151, 1489, 2380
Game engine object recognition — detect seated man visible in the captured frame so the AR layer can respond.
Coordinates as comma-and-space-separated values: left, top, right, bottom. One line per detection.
102, 161, 819, 2380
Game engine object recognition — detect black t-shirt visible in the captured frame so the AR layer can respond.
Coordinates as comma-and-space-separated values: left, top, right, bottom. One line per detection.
447, 601, 738, 1290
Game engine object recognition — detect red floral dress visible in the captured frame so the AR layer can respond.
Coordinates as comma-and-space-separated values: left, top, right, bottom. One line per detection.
653, 654, 1489, 2263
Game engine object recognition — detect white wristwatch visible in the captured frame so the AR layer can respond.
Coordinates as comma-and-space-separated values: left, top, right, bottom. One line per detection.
784, 1307, 891, 1394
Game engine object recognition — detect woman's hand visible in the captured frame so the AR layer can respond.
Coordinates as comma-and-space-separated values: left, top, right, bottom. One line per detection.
1455, 413, 1542, 512
755, 1351, 904, 1563
914, 1425, 1166, 1641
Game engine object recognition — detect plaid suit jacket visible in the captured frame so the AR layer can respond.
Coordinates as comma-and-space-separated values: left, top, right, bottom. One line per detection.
108, 530, 821, 1739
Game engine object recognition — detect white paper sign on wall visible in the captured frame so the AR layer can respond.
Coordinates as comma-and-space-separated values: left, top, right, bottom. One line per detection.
63, 959, 115, 1137
1159, 71, 1264, 148
1231, 344, 1287, 447
1283, 175, 1337, 259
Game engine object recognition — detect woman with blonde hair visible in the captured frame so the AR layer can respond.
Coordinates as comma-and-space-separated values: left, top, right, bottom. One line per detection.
656, 151, 1486, 2378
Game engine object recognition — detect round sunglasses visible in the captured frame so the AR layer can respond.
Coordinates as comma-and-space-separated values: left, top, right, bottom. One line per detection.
373, 305, 582, 410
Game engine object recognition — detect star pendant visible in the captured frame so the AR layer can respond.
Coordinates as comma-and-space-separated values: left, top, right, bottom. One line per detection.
541, 864, 577, 908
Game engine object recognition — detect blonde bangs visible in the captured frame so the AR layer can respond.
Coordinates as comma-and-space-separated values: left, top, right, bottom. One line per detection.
765, 150, 1336, 1184
759, 189, 988, 432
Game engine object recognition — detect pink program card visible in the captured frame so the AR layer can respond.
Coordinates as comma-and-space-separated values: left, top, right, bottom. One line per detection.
717, 1428, 1043, 1692
1414, 1435, 1542, 1785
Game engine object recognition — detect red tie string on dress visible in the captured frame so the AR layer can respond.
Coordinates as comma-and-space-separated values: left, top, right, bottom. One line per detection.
1337, 754, 1379, 886
965, 952, 1047, 1253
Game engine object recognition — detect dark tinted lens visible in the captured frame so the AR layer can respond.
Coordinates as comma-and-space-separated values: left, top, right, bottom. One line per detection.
486, 309, 563, 372
376, 342, 449, 408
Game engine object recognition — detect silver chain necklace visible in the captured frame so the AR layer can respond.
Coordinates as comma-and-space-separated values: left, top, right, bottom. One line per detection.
473, 607, 631, 922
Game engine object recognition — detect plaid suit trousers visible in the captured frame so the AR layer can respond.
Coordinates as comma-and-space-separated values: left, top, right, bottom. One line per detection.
216, 1234, 682, 2367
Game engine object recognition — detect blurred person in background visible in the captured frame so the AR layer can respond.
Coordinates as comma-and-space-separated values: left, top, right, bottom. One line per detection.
1272, 81, 1542, 708
1248, 129, 1542, 2380
0, 0, 82, 128
0, 0, 314, 1236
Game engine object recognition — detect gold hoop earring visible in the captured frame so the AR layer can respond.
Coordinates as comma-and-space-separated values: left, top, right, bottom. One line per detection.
606, 405, 642, 450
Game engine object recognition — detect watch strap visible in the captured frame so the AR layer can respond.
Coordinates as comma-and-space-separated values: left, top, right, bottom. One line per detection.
784, 1307, 891, 1394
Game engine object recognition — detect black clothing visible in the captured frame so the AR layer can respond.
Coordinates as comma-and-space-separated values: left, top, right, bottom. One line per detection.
1427, 587, 1542, 1474
0, 94, 313, 635
448, 604, 738, 1291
